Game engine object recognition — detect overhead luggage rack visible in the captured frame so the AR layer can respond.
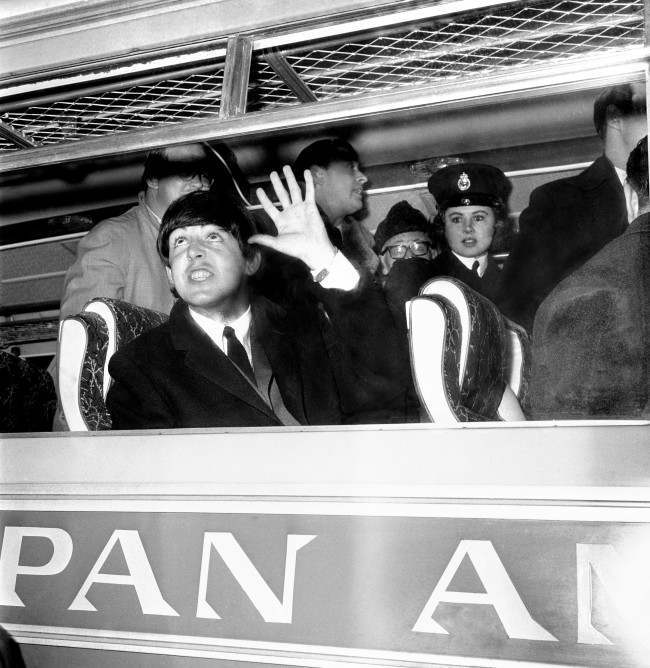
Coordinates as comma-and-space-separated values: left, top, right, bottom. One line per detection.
0, 0, 646, 171
250, 0, 645, 109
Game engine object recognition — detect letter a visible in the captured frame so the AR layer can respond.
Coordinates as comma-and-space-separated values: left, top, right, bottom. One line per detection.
197, 533, 315, 622
69, 530, 178, 616
413, 539, 556, 641
0, 527, 73, 606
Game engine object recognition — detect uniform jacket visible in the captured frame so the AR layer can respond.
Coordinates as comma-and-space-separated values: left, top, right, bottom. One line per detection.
107, 281, 410, 429
529, 213, 649, 419
500, 155, 627, 331
424, 250, 503, 304
382, 252, 503, 331
60, 194, 176, 319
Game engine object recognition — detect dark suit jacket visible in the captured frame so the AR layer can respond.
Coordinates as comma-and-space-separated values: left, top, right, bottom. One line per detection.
500, 155, 627, 331
107, 281, 409, 429
529, 213, 649, 419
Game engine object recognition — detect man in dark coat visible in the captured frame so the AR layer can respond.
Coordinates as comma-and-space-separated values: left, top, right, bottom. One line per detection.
107, 167, 408, 428
529, 136, 649, 419
500, 83, 647, 331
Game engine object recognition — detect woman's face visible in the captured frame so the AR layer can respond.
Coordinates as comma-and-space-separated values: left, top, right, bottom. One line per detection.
443, 205, 496, 258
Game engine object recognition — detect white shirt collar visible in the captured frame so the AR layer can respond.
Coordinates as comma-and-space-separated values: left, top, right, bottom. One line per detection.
189, 306, 253, 363
615, 166, 639, 223
452, 251, 488, 277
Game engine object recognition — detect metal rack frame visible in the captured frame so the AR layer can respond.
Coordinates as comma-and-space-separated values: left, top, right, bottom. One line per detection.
0, 0, 646, 174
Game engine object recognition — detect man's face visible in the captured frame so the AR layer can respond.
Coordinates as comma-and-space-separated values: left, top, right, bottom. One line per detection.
165, 224, 258, 319
444, 205, 496, 258
147, 145, 212, 217
380, 230, 434, 274
316, 160, 368, 220
619, 114, 648, 158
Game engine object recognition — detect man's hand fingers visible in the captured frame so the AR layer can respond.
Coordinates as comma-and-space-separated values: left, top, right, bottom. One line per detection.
270, 171, 291, 210
283, 165, 302, 203
256, 188, 280, 224
303, 169, 315, 203
248, 234, 281, 251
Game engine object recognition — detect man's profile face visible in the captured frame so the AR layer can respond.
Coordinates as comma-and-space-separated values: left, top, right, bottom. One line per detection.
380, 230, 433, 274
165, 224, 258, 318
619, 114, 647, 158
148, 145, 212, 217
316, 160, 368, 219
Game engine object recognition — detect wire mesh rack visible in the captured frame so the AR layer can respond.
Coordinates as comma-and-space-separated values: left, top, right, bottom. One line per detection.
251, 0, 644, 109
0, 0, 645, 155
1, 67, 225, 149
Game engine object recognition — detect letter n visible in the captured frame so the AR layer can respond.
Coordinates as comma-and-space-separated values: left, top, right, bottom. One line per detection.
196, 532, 315, 622
413, 539, 556, 641
68, 530, 178, 616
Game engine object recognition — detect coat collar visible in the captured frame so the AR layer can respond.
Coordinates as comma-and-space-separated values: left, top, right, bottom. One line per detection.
169, 300, 280, 423
574, 154, 621, 192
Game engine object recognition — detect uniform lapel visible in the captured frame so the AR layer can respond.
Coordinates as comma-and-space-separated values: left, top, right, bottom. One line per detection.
170, 302, 279, 422
251, 296, 307, 424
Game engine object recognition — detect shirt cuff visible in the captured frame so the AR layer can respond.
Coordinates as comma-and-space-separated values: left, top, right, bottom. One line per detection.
310, 250, 360, 291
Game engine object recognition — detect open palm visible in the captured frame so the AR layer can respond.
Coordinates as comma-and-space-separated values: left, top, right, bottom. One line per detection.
249, 166, 336, 271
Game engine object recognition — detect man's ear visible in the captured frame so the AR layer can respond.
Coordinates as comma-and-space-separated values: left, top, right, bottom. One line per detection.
605, 105, 623, 133
310, 166, 326, 186
146, 177, 159, 192
245, 249, 262, 276
165, 265, 174, 287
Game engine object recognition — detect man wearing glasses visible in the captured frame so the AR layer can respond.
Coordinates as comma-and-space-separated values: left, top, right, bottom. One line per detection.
374, 200, 436, 278
59, 143, 217, 319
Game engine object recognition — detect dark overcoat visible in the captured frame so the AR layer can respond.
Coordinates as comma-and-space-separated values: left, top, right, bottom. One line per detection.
500, 155, 627, 331
107, 281, 409, 429
529, 213, 649, 419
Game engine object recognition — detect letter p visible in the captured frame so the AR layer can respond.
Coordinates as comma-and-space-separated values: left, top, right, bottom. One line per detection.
0, 527, 73, 606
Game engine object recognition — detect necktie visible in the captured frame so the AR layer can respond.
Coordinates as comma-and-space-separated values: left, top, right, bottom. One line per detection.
471, 260, 480, 276
223, 326, 256, 385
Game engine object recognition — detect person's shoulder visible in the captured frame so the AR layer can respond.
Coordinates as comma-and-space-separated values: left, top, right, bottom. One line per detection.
80, 204, 141, 244
112, 316, 173, 366
530, 156, 614, 198
431, 249, 461, 272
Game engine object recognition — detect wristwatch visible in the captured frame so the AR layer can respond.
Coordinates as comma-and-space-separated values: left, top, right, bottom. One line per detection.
312, 249, 338, 283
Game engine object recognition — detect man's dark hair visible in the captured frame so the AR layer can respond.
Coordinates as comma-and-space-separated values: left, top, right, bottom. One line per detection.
593, 84, 646, 139
157, 191, 258, 266
294, 138, 359, 179
627, 135, 648, 205
141, 145, 213, 191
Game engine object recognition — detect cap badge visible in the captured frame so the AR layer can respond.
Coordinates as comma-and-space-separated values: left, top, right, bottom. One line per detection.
457, 172, 471, 191
461, 197, 471, 206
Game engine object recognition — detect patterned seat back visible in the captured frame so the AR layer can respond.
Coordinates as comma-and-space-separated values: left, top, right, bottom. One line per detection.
407, 277, 529, 423
58, 298, 169, 430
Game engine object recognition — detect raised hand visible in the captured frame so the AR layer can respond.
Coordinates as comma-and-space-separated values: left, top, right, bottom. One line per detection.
249, 165, 337, 271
